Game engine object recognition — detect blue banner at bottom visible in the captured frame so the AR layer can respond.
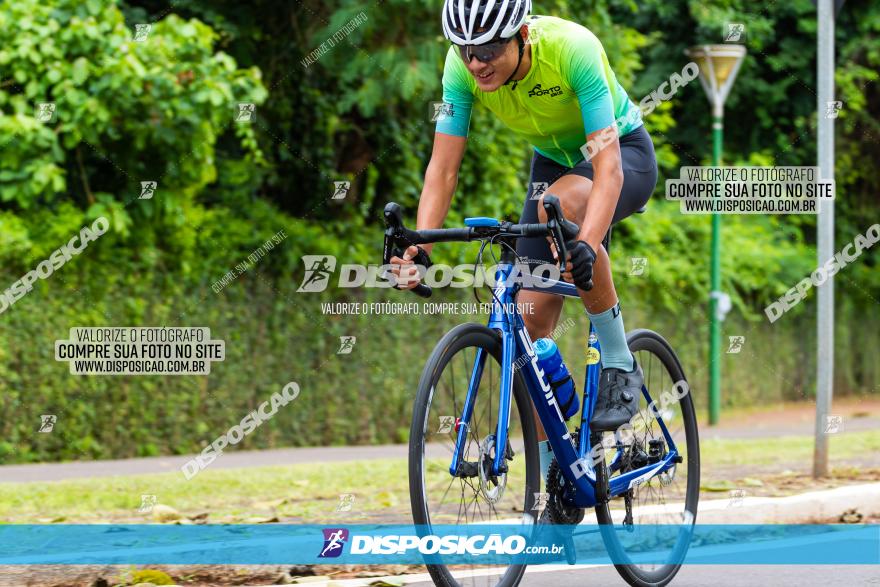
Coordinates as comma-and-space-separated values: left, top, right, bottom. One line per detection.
0, 524, 877, 565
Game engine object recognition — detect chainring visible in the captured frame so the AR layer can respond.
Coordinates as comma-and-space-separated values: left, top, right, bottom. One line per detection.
545, 455, 586, 526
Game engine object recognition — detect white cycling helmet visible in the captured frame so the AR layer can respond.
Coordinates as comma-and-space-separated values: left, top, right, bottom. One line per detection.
442, 0, 531, 45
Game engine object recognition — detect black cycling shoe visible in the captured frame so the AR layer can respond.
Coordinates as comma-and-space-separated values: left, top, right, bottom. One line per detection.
590, 357, 643, 432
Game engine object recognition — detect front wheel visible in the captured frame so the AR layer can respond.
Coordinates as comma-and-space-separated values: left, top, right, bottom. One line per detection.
594, 328, 700, 587
409, 323, 540, 587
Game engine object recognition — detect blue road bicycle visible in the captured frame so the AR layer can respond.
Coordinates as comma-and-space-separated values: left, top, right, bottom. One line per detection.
382, 197, 700, 587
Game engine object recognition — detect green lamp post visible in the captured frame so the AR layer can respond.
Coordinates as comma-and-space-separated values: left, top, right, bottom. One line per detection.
685, 44, 747, 425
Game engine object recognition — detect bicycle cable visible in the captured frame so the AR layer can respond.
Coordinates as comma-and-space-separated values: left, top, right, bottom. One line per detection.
471, 238, 489, 308
484, 233, 530, 332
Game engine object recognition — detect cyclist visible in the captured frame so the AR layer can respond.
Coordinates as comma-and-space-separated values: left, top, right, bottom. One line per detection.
390, 0, 658, 483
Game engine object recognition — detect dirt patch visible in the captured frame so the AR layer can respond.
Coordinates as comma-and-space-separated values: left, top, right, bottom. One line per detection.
700, 466, 880, 499
0, 564, 426, 587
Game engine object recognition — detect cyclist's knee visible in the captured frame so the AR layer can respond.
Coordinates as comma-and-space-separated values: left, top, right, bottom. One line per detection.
519, 291, 563, 338
536, 178, 592, 223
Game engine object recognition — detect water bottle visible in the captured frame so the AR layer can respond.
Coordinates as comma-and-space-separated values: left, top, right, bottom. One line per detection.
533, 338, 580, 420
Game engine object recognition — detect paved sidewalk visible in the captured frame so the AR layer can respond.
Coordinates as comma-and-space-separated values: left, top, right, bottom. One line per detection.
697, 397, 880, 440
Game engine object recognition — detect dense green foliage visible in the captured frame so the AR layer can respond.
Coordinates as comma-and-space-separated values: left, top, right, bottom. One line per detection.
0, 0, 876, 462
4, 278, 876, 463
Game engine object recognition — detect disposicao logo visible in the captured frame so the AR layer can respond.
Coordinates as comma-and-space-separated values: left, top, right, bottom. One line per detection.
296, 255, 563, 293
318, 528, 349, 558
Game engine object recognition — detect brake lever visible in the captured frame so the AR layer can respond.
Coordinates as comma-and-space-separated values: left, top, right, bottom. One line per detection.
382, 228, 394, 266
382, 202, 433, 297
383, 202, 404, 265
542, 195, 569, 272
548, 219, 567, 272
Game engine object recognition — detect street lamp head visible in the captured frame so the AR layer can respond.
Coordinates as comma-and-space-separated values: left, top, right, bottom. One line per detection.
685, 44, 747, 115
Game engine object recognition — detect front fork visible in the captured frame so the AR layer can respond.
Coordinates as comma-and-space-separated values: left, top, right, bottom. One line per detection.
446, 342, 516, 479
448, 347, 488, 477
449, 266, 518, 479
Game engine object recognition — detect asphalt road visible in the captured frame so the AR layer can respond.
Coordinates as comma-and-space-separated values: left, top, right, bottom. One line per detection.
405, 564, 880, 586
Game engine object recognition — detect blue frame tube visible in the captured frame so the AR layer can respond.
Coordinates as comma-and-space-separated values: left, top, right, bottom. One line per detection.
508, 307, 598, 507
448, 348, 487, 476
577, 322, 602, 460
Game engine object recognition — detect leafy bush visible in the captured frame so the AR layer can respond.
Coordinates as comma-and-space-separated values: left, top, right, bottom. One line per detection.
0, 0, 267, 277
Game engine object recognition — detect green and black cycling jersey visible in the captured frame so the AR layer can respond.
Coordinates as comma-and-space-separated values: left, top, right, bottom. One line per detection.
435, 15, 643, 167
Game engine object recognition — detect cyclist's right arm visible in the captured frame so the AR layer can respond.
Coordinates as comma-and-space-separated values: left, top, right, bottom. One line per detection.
391, 49, 474, 290
415, 132, 468, 256
390, 132, 467, 289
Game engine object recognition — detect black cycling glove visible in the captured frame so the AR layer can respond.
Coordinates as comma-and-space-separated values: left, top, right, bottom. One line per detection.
565, 240, 596, 291
393, 245, 432, 268
389, 245, 432, 288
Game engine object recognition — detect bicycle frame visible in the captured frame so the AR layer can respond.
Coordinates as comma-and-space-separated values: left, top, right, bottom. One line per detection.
448, 259, 681, 509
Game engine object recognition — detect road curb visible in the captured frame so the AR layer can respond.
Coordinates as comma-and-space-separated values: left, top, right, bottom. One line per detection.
693, 481, 880, 523
573, 481, 880, 525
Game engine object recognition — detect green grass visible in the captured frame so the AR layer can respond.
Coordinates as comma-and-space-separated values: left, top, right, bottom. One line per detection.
1, 429, 877, 524
0, 459, 411, 524
701, 428, 880, 467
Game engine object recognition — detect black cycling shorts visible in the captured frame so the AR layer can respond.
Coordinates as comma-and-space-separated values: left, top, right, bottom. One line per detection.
516, 124, 658, 268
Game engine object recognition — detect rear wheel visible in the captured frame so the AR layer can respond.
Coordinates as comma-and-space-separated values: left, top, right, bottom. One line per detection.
594, 329, 700, 587
409, 323, 540, 587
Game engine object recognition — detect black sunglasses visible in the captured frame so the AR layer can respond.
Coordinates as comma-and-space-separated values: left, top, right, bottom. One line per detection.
456, 36, 514, 64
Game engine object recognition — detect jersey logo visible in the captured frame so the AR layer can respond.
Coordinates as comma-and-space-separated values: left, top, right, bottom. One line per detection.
527, 84, 562, 98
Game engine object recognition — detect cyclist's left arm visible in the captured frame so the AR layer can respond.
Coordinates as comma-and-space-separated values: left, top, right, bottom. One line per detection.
580, 128, 623, 252
564, 30, 624, 251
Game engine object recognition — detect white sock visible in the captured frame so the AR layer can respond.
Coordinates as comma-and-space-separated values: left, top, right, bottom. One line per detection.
588, 302, 634, 371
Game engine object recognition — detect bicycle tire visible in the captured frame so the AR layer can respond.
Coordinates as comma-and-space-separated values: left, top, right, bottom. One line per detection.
409, 322, 540, 587
594, 328, 700, 587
